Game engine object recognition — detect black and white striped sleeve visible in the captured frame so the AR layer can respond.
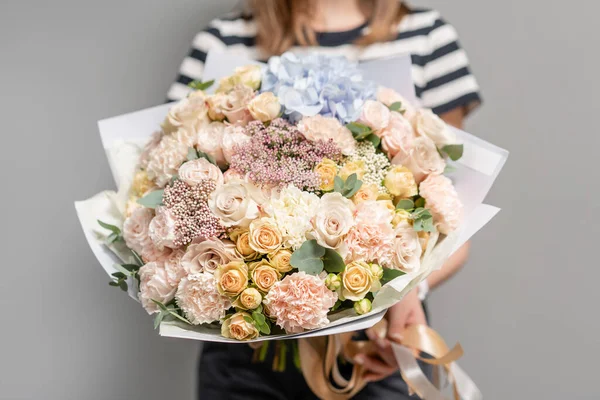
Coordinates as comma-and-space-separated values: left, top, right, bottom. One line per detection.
419, 18, 482, 116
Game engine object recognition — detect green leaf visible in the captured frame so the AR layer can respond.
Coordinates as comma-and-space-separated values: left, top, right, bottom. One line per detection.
197, 151, 217, 166
396, 199, 414, 210
322, 248, 345, 273
258, 342, 269, 361
412, 208, 435, 233
346, 122, 373, 140
137, 190, 164, 209
167, 310, 192, 325
188, 79, 215, 91
111, 271, 126, 279
441, 144, 464, 161
414, 197, 425, 209
443, 165, 457, 174
120, 264, 141, 272
257, 320, 271, 335
187, 147, 199, 161
151, 299, 169, 312
381, 268, 406, 284
343, 179, 363, 198
345, 173, 358, 190
98, 220, 120, 235
388, 101, 403, 112
290, 240, 325, 275
132, 251, 144, 266
364, 133, 381, 148
109, 281, 119, 287
119, 280, 128, 292
243, 316, 254, 324
252, 311, 267, 326
154, 311, 165, 329
331, 299, 343, 312
106, 232, 120, 244
333, 176, 344, 193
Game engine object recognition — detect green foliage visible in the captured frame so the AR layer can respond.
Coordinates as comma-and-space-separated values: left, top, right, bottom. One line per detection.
322, 248, 345, 273
333, 173, 363, 198
290, 240, 326, 275
364, 133, 381, 149
187, 147, 199, 161
252, 311, 271, 335
380, 268, 406, 285
387, 101, 403, 112
414, 197, 425, 209
137, 190, 164, 209
396, 199, 415, 210
98, 220, 122, 244
345, 122, 373, 140
187, 147, 217, 166
187, 79, 215, 91
412, 208, 435, 232
441, 144, 464, 161
151, 299, 191, 329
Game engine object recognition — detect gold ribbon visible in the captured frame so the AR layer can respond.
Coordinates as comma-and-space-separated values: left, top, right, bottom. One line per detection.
298, 321, 482, 400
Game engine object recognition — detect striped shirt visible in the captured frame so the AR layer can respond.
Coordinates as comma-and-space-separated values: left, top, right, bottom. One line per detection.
167, 7, 481, 116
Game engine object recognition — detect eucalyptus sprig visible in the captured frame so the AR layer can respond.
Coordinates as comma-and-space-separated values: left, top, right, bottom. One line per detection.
393, 198, 435, 232
333, 173, 363, 199
187, 147, 217, 166
137, 189, 164, 209
97, 220, 123, 244
151, 299, 192, 329
289, 240, 345, 276
187, 79, 215, 91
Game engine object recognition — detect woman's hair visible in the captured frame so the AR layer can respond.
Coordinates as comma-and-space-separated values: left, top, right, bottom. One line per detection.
249, 0, 407, 56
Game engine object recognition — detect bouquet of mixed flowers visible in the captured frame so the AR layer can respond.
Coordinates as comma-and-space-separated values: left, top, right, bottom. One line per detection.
76, 52, 506, 343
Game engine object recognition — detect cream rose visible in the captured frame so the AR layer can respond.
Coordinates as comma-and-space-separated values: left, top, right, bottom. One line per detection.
359, 100, 390, 130
148, 206, 178, 249
310, 192, 355, 249
214, 261, 249, 297
178, 158, 224, 187
248, 92, 281, 122
181, 237, 242, 275
376, 87, 417, 121
138, 261, 177, 314
209, 181, 260, 228
339, 160, 366, 181
162, 91, 209, 134
379, 112, 415, 158
384, 165, 418, 198
252, 264, 281, 293
234, 287, 263, 310
391, 221, 423, 273
340, 260, 381, 301
413, 108, 456, 148
297, 115, 356, 155
391, 136, 445, 183
123, 207, 154, 254
176, 273, 232, 325
196, 121, 227, 168
248, 218, 283, 254
221, 124, 251, 164
221, 312, 259, 340
268, 249, 294, 273
418, 174, 463, 234
351, 183, 379, 205
314, 158, 338, 192
234, 65, 262, 90
230, 229, 260, 261
220, 84, 255, 125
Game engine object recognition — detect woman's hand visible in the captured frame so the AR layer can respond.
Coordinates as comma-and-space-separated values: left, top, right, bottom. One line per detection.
353, 289, 427, 382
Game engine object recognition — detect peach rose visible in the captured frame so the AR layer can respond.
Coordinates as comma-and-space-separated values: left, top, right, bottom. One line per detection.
378, 112, 415, 158
209, 180, 260, 228
413, 108, 456, 148
178, 158, 223, 187
340, 260, 381, 301
391, 221, 422, 273
162, 91, 209, 134
181, 237, 242, 275
221, 84, 255, 125
248, 92, 281, 122
264, 272, 338, 333
123, 207, 154, 254
248, 218, 283, 254
215, 260, 248, 297
221, 312, 259, 340
252, 264, 281, 292
314, 158, 338, 191
297, 115, 356, 155
196, 121, 227, 168
359, 100, 390, 131
384, 165, 418, 198
418, 174, 463, 234
310, 192, 355, 250
221, 124, 251, 164
351, 184, 379, 205
234, 65, 262, 90
230, 229, 260, 261
138, 261, 177, 314
176, 273, 232, 325
268, 249, 294, 273
148, 206, 178, 249
235, 288, 262, 310
391, 136, 445, 183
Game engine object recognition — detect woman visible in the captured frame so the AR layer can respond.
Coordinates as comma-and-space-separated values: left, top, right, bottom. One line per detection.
168, 0, 480, 398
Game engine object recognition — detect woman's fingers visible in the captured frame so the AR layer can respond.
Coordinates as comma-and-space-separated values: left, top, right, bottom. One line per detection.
354, 354, 396, 376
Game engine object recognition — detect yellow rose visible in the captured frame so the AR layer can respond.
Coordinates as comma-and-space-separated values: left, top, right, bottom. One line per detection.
247, 259, 274, 273
233, 65, 262, 90
252, 264, 281, 293
248, 92, 281, 122
351, 183, 379, 204
268, 249, 294, 273
340, 260, 381, 301
339, 160, 366, 181
221, 312, 259, 340
392, 209, 412, 228
314, 158, 338, 191
249, 219, 283, 254
215, 261, 248, 297
230, 229, 261, 261
234, 287, 263, 310
206, 94, 227, 121
131, 170, 155, 197
384, 165, 418, 197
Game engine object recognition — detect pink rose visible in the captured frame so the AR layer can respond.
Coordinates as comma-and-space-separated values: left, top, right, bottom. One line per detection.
378, 112, 415, 158
391, 221, 422, 273
138, 261, 178, 314
181, 237, 242, 275
221, 124, 251, 164
392, 136, 445, 183
359, 100, 390, 131
175, 273, 232, 325
148, 206, 178, 249
122, 208, 154, 254
196, 122, 227, 168
376, 87, 417, 121
178, 158, 224, 187
220, 84, 255, 125
263, 272, 338, 333
164, 249, 186, 287
297, 115, 356, 156
418, 174, 463, 234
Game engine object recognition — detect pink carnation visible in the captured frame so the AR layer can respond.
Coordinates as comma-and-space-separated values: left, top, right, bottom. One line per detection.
344, 201, 395, 265
419, 174, 463, 234
164, 249, 187, 287
138, 261, 178, 314
176, 273, 232, 325
263, 272, 338, 333
122, 208, 154, 254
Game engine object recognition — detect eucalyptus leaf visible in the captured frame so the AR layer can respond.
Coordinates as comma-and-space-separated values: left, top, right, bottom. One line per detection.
120, 264, 141, 272
381, 267, 406, 284
154, 311, 164, 329
443, 165, 457, 174
109, 281, 119, 287
345, 173, 358, 190
151, 299, 169, 312
334, 176, 344, 193
322, 248, 345, 273
106, 232, 119, 244
167, 310, 192, 325
243, 316, 254, 324
396, 199, 414, 210
119, 280, 128, 292
188, 79, 215, 91
414, 197, 425, 209
187, 147, 199, 161
111, 271, 126, 279
137, 190, 164, 209
346, 122, 373, 140
290, 240, 325, 275
258, 322, 271, 335
388, 101, 403, 112
364, 133, 381, 148
252, 311, 267, 326
97, 220, 120, 235
343, 179, 363, 198
197, 151, 217, 166
441, 144, 464, 161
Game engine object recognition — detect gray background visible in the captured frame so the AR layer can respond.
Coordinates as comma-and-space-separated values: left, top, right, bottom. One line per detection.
0, 0, 598, 399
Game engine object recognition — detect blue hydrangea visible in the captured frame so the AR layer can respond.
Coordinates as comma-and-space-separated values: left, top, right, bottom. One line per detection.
260, 52, 377, 123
